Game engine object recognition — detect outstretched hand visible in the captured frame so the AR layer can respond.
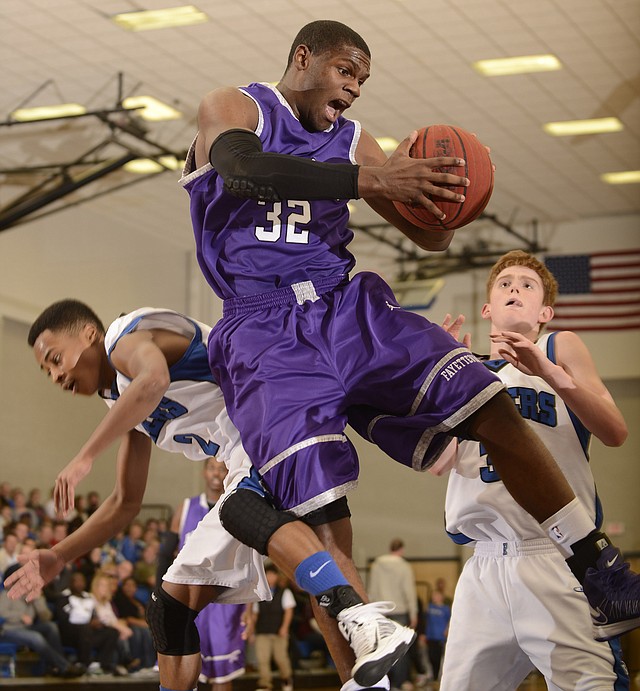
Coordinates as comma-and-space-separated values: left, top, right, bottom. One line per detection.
441, 313, 472, 350
54, 455, 93, 517
490, 331, 547, 376
3, 549, 66, 602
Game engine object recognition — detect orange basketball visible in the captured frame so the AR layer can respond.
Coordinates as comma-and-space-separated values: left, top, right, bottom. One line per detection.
393, 124, 494, 231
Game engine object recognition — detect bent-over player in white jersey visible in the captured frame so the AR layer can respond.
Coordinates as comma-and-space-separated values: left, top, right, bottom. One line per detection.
5, 300, 406, 691
436, 251, 629, 690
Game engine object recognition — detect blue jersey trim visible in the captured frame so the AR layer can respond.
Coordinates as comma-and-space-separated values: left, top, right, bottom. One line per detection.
106, 314, 215, 386
545, 331, 591, 459
446, 529, 474, 545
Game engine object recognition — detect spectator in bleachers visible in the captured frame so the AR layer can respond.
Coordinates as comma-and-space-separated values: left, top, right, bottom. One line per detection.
0, 532, 20, 574
90, 572, 136, 673
43, 487, 58, 521
113, 576, 156, 670
13, 519, 34, 543
0, 482, 14, 508
67, 495, 88, 534
50, 521, 68, 546
20, 537, 37, 556
0, 563, 85, 678
132, 541, 159, 604
36, 520, 54, 548
77, 546, 104, 585
27, 488, 46, 526
144, 517, 160, 536
11, 489, 39, 529
0, 505, 12, 534
115, 560, 134, 587
85, 491, 101, 517
55, 571, 122, 676
120, 521, 145, 564
42, 560, 73, 609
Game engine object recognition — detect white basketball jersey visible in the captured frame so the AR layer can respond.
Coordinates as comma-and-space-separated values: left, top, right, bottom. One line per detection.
444, 332, 600, 544
102, 309, 248, 487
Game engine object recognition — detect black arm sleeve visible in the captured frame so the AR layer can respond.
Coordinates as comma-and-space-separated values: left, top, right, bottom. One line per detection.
156, 530, 179, 584
209, 128, 360, 202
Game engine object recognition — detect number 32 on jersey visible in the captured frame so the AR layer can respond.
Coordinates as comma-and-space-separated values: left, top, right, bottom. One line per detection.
256, 200, 311, 244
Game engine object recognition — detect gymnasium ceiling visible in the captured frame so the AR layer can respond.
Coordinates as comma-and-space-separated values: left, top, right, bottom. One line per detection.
1, 0, 639, 260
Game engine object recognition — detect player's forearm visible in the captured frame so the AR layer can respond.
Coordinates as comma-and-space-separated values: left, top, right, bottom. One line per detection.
52, 494, 138, 564
364, 196, 454, 251
54, 434, 150, 565
543, 364, 627, 446
77, 374, 168, 463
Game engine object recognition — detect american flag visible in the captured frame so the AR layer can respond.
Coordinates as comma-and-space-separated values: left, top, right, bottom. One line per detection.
544, 249, 640, 332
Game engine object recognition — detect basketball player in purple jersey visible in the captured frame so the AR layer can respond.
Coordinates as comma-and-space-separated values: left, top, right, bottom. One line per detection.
181, 16, 640, 666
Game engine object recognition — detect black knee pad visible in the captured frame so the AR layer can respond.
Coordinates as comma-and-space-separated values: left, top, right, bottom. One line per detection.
219, 488, 297, 555
146, 585, 200, 656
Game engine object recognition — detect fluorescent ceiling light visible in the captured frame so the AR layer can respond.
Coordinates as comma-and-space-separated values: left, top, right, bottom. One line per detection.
376, 136, 399, 153
122, 96, 182, 121
473, 54, 561, 76
112, 5, 209, 31
543, 117, 623, 136
124, 156, 182, 174
11, 103, 87, 122
601, 170, 640, 185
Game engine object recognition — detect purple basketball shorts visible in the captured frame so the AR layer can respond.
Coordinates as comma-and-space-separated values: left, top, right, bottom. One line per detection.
209, 271, 503, 515
196, 602, 246, 683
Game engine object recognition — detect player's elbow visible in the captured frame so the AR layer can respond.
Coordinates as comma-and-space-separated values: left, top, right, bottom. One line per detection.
599, 417, 628, 447
119, 497, 143, 524
111, 491, 143, 524
605, 423, 628, 448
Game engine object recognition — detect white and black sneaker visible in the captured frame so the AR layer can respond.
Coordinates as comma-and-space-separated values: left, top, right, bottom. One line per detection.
337, 601, 416, 687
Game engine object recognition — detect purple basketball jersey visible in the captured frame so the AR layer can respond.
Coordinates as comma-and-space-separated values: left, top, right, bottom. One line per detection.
180, 495, 247, 682
181, 83, 503, 518
181, 82, 359, 299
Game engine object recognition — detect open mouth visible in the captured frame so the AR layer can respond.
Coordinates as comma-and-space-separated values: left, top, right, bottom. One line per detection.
505, 299, 522, 307
62, 380, 76, 393
326, 99, 350, 121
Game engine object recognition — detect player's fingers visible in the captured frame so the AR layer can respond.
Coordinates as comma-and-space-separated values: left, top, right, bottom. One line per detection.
53, 493, 63, 518
425, 158, 470, 186
431, 171, 470, 191
395, 130, 418, 155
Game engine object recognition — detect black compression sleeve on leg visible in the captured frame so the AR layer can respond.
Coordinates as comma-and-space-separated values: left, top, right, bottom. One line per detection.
209, 128, 360, 202
219, 488, 298, 555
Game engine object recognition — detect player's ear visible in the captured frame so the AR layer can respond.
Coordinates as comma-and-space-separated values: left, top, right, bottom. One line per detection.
83, 323, 98, 344
539, 305, 554, 324
293, 44, 311, 71
481, 303, 491, 320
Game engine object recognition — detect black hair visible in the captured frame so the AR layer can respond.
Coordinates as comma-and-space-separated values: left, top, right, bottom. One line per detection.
286, 20, 370, 67
28, 299, 105, 347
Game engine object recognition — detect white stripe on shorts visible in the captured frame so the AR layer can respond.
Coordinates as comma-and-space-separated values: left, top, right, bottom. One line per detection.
474, 538, 558, 557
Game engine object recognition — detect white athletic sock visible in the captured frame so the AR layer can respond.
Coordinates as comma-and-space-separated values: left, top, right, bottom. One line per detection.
341, 675, 390, 691
541, 497, 595, 557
